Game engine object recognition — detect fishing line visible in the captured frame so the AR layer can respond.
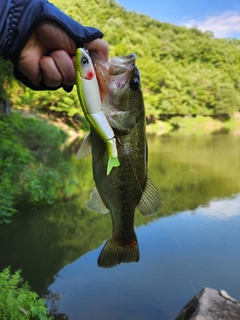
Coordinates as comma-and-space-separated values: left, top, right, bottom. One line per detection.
117, 132, 182, 249
117, 133, 145, 197
189, 280, 200, 301
159, 220, 181, 248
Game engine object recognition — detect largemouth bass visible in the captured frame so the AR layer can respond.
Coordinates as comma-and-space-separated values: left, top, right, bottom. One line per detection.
77, 52, 161, 268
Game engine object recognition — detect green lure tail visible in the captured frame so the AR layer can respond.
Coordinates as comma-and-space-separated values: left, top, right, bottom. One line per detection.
107, 157, 120, 175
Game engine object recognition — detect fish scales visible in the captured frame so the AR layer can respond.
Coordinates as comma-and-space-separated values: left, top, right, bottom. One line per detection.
92, 115, 146, 237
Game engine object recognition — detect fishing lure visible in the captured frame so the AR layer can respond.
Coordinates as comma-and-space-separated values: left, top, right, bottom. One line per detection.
75, 48, 120, 175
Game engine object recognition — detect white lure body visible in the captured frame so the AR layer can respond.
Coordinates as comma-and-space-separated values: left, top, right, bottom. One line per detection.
75, 48, 120, 175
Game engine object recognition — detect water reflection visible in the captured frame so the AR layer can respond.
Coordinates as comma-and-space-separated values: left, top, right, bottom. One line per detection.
46, 193, 240, 320
0, 133, 240, 319
199, 195, 240, 219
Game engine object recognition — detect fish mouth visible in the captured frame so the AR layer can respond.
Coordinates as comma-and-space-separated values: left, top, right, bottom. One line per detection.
89, 51, 137, 99
90, 51, 136, 75
108, 54, 136, 75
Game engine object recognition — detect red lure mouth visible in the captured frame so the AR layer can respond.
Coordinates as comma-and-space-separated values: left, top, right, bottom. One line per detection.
85, 70, 94, 80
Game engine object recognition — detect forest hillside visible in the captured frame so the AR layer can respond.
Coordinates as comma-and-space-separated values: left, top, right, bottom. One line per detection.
1, 0, 240, 120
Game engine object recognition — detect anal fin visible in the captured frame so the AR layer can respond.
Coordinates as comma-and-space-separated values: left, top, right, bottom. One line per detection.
137, 175, 161, 216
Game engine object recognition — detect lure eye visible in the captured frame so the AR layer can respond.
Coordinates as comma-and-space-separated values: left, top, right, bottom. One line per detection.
130, 78, 140, 90
82, 57, 88, 66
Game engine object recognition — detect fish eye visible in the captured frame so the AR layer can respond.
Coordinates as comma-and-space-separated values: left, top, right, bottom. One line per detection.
82, 57, 88, 66
130, 78, 140, 90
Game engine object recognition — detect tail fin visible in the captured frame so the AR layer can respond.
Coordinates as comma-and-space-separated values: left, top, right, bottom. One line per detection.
107, 157, 120, 175
97, 235, 139, 268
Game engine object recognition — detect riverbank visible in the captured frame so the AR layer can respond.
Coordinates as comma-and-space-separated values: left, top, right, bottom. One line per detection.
0, 111, 76, 223
15, 108, 240, 140
146, 113, 240, 136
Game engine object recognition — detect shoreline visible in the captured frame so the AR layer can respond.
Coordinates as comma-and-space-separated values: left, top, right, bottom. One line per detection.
146, 114, 240, 136
14, 108, 240, 142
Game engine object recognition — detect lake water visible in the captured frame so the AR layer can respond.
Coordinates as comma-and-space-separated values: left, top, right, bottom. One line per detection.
1, 132, 240, 319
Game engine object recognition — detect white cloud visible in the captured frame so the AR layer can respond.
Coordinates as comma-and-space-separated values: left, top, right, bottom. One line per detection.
184, 11, 240, 38
198, 195, 240, 220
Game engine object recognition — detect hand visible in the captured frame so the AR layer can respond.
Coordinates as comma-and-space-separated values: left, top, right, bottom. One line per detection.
17, 20, 108, 88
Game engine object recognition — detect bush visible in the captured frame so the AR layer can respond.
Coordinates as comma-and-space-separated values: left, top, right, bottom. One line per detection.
0, 267, 51, 320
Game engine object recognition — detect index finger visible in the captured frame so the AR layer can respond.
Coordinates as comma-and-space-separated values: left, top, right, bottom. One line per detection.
17, 33, 47, 86
84, 39, 109, 62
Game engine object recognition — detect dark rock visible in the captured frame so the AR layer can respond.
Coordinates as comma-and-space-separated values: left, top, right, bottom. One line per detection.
176, 287, 240, 320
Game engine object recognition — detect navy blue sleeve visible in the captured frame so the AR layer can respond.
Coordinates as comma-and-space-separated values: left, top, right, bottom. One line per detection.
0, 0, 103, 91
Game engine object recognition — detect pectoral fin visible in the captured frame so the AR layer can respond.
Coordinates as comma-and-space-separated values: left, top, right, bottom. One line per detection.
137, 176, 161, 216
86, 187, 109, 214
76, 133, 92, 159
109, 110, 136, 132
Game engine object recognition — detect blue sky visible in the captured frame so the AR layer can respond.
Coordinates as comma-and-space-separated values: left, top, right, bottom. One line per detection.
116, 0, 240, 38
